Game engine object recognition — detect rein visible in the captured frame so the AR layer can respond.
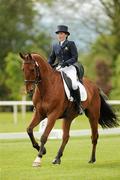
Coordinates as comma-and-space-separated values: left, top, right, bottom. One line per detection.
24, 60, 41, 85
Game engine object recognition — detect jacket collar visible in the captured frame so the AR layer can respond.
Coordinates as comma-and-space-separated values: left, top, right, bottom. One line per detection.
59, 40, 68, 49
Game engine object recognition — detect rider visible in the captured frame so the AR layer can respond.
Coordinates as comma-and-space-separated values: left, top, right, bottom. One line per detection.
48, 25, 83, 114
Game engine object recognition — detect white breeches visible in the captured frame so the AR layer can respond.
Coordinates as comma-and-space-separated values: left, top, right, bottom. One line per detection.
58, 65, 78, 90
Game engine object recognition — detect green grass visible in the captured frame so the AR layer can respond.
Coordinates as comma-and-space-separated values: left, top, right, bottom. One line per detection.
0, 135, 120, 180
0, 112, 90, 133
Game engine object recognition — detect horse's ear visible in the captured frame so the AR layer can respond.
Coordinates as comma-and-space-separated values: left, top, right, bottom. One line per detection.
19, 52, 25, 60
28, 53, 32, 60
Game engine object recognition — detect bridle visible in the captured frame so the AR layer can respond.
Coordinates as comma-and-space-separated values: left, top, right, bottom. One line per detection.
24, 60, 41, 85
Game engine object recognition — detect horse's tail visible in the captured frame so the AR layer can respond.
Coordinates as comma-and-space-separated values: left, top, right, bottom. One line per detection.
99, 94, 119, 128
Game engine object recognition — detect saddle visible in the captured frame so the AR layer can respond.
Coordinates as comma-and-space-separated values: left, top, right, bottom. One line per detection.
61, 66, 87, 102
73, 62, 84, 82
62, 62, 84, 88
62, 71, 74, 98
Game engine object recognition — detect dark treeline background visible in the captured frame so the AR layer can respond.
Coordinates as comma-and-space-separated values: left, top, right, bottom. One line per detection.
0, 0, 120, 100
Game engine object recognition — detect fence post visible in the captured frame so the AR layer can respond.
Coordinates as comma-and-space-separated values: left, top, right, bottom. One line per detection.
21, 96, 26, 121
13, 105, 18, 124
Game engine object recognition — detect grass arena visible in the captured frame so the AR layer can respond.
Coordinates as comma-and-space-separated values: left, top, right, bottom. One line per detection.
0, 113, 120, 180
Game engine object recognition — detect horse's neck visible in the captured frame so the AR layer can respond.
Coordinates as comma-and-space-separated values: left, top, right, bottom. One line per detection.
33, 54, 61, 96
33, 54, 55, 93
34, 54, 53, 79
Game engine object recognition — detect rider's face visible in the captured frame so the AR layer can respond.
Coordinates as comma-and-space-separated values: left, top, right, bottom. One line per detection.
57, 32, 67, 42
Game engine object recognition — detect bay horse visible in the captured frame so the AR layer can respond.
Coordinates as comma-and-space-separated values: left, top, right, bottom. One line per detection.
19, 52, 119, 167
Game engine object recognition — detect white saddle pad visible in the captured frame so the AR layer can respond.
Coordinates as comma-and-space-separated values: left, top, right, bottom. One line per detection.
61, 72, 87, 102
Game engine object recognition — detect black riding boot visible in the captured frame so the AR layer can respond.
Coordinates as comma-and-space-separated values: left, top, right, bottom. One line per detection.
72, 88, 83, 115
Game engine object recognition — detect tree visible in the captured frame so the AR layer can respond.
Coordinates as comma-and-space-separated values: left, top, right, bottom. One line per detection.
0, 0, 36, 67
0, 0, 52, 100
5, 53, 24, 100
0, 0, 36, 100
110, 54, 120, 99
98, 0, 120, 63
24, 32, 52, 57
95, 60, 112, 95
80, 0, 120, 97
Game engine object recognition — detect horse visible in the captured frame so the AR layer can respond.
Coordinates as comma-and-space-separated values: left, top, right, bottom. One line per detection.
19, 52, 119, 167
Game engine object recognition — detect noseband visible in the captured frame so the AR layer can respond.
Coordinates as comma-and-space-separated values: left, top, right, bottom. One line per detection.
24, 60, 41, 85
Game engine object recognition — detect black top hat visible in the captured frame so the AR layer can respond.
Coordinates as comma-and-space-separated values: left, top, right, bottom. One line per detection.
55, 25, 70, 35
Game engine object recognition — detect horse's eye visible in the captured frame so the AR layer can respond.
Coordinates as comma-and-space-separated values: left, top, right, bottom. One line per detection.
22, 67, 24, 71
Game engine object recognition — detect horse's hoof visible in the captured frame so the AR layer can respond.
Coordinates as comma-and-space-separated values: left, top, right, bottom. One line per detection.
32, 156, 41, 167
32, 162, 41, 167
52, 158, 61, 165
88, 159, 96, 163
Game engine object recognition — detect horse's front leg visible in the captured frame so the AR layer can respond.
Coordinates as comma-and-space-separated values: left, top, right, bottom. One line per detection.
27, 110, 45, 152
32, 113, 57, 167
52, 118, 73, 165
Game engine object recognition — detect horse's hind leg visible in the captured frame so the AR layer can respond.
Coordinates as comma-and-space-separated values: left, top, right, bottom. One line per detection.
89, 117, 99, 163
86, 104, 100, 163
52, 118, 73, 165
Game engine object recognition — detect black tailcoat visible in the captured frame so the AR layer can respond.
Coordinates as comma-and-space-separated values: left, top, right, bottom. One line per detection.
48, 40, 78, 66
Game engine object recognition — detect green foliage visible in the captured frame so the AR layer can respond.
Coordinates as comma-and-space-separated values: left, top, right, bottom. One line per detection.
79, 53, 96, 80
80, 34, 115, 78
80, 34, 117, 97
0, 0, 36, 100
95, 60, 112, 95
0, 0, 36, 66
91, 35, 116, 63
24, 32, 52, 57
110, 54, 120, 99
5, 53, 24, 100
84, 32, 120, 99
0, 0, 52, 100
81, 0, 120, 98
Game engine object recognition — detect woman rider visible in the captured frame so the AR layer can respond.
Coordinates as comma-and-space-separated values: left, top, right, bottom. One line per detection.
48, 25, 83, 114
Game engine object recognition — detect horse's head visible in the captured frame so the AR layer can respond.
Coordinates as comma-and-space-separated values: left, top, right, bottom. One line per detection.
19, 52, 41, 95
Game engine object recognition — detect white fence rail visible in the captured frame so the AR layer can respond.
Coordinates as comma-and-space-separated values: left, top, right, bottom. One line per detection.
0, 101, 33, 124
0, 100, 120, 124
0, 100, 120, 139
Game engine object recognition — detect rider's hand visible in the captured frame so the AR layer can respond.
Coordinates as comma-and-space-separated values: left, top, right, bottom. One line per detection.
61, 61, 69, 68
